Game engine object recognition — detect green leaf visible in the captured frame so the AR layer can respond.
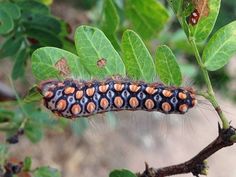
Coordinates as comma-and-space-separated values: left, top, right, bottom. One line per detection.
121, 30, 155, 82
0, 2, 21, 20
168, 0, 183, 16
25, 122, 43, 143
0, 34, 24, 59
23, 157, 32, 171
0, 109, 14, 122
17, 0, 50, 15
189, 0, 221, 42
24, 85, 43, 103
101, 0, 120, 50
203, 21, 236, 71
32, 47, 90, 81
155, 45, 182, 86
12, 48, 29, 80
25, 27, 62, 48
125, 0, 169, 39
109, 169, 137, 177
0, 8, 14, 34
22, 13, 61, 34
75, 25, 125, 78
33, 167, 61, 177
0, 144, 8, 165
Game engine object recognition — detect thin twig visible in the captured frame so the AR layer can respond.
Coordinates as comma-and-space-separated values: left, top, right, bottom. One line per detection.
137, 124, 236, 177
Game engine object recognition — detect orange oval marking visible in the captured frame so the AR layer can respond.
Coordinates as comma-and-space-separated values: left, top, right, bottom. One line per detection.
178, 92, 187, 100
99, 84, 109, 93
145, 99, 154, 110
114, 83, 124, 92
179, 104, 188, 113
145, 87, 157, 95
114, 96, 123, 108
43, 91, 53, 98
87, 102, 96, 113
129, 97, 139, 108
76, 90, 83, 99
71, 104, 81, 115
192, 99, 197, 106
56, 99, 67, 111
129, 84, 141, 92
86, 87, 95, 97
162, 102, 171, 113
64, 87, 75, 94
162, 90, 173, 97
100, 98, 109, 110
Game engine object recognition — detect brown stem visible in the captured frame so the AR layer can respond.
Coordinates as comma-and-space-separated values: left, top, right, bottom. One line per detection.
137, 123, 236, 177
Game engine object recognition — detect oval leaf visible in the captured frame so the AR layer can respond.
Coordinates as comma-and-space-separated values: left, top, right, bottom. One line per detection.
121, 30, 156, 82
203, 21, 236, 71
101, 0, 120, 50
12, 48, 29, 80
0, 2, 21, 20
155, 45, 182, 86
75, 25, 125, 78
109, 169, 136, 177
189, 0, 221, 42
125, 0, 169, 39
24, 85, 43, 103
17, 1, 50, 15
32, 47, 90, 81
0, 34, 24, 59
25, 122, 43, 143
0, 8, 14, 34
33, 167, 61, 177
25, 27, 62, 48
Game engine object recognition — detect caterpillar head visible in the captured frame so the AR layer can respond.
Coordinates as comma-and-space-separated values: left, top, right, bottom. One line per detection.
38, 80, 61, 98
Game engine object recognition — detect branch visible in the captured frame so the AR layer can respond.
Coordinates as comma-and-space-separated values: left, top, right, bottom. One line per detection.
137, 123, 236, 177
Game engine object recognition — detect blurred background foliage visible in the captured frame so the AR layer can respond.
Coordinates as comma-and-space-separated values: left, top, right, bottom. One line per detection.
0, 0, 236, 176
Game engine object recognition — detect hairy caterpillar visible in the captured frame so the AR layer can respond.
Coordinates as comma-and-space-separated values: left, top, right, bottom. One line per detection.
38, 78, 197, 118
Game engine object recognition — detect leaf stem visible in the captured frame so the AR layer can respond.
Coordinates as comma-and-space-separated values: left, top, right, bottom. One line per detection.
9, 76, 29, 130
188, 37, 229, 129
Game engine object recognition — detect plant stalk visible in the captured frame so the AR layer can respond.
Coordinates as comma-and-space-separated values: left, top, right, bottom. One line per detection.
188, 37, 229, 129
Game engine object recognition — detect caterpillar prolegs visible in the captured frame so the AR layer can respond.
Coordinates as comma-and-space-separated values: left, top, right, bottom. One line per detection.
38, 79, 197, 118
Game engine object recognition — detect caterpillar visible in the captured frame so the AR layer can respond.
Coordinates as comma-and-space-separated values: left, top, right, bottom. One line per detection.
38, 78, 197, 119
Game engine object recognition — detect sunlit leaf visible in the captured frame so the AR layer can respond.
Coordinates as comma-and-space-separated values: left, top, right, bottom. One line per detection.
75, 25, 125, 78
32, 47, 90, 81
189, 0, 221, 42
121, 30, 155, 82
203, 21, 236, 71
155, 45, 182, 86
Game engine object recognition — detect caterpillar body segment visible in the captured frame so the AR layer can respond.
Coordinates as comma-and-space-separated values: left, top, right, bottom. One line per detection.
39, 79, 197, 118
